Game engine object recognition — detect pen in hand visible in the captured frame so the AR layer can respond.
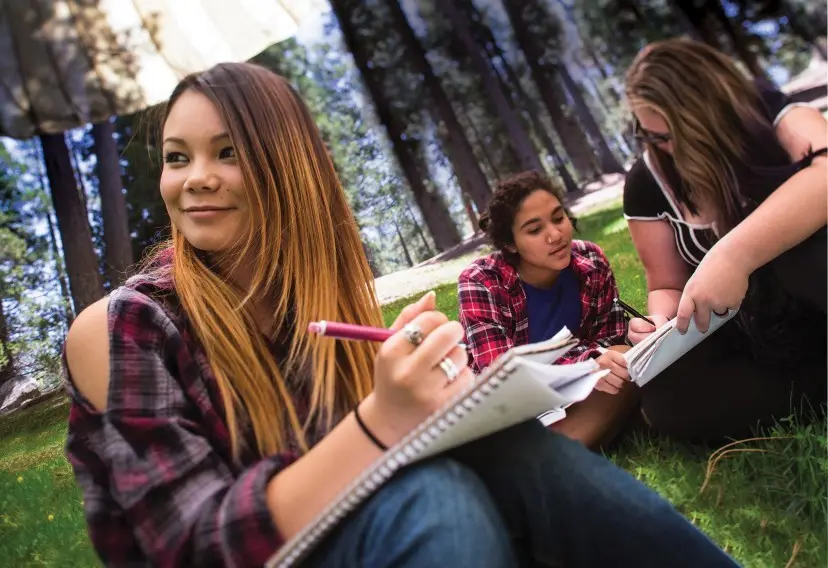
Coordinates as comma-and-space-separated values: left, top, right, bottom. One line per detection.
613, 298, 656, 327
308, 320, 468, 350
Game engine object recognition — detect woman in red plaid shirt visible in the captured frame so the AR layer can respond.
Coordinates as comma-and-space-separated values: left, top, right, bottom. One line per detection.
459, 171, 637, 448
61, 63, 738, 567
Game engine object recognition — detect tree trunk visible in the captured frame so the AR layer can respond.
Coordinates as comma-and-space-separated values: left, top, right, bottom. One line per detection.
331, 0, 462, 252
0, 298, 14, 387
441, 0, 545, 175
405, 202, 436, 257
456, 105, 500, 179
46, 208, 75, 327
502, 0, 599, 182
383, 0, 493, 212
362, 241, 381, 278
32, 140, 75, 325
467, 6, 579, 192
39, 133, 103, 314
67, 134, 90, 218
558, 63, 624, 173
461, 192, 479, 233
393, 221, 415, 267
92, 120, 134, 286
355, 220, 381, 278
710, 0, 770, 82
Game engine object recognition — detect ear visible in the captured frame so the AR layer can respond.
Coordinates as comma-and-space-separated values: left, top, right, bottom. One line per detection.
505, 244, 517, 254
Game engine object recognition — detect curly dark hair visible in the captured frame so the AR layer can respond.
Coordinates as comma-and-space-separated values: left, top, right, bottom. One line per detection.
478, 170, 576, 264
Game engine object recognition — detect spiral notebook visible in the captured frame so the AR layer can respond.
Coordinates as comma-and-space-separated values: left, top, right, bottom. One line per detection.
625, 310, 737, 386
266, 327, 609, 567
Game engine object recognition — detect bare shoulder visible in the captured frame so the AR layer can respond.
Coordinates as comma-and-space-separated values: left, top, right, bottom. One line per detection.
65, 297, 111, 411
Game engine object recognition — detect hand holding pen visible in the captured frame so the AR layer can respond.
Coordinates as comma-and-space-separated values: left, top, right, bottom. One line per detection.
614, 298, 669, 346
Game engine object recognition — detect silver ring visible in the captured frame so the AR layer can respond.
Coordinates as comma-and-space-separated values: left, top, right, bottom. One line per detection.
439, 357, 460, 383
402, 323, 425, 347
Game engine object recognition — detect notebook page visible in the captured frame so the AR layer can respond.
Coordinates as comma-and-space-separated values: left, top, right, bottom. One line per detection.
627, 310, 737, 386
508, 326, 578, 365
510, 357, 601, 389
412, 364, 601, 462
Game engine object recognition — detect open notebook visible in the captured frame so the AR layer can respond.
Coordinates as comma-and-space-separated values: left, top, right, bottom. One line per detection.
266, 327, 608, 567
624, 310, 738, 386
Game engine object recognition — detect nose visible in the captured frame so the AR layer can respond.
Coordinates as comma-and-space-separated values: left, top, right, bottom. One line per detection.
546, 226, 563, 245
184, 161, 221, 193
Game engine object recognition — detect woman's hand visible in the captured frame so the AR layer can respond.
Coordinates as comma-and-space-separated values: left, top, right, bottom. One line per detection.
675, 244, 748, 334
594, 348, 630, 395
627, 314, 670, 345
359, 291, 473, 447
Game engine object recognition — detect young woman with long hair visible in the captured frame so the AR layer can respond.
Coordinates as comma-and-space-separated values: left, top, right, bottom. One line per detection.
623, 38, 827, 441
62, 62, 739, 567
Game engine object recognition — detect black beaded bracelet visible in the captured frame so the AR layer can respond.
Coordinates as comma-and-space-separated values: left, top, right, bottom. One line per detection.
353, 403, 388, 451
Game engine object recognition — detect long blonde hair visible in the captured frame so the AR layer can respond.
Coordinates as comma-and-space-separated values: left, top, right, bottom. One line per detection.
158, 63, 383, 460
625, 38, 790, 233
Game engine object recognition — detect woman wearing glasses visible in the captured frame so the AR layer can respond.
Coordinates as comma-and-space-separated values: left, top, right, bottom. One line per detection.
622, 38, 827, 442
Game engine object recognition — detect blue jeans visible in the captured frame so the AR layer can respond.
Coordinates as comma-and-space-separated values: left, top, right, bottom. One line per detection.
304, 420, 740, 567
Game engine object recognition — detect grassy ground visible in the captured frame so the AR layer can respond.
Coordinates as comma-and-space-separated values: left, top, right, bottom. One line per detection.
1, 203, 824, 567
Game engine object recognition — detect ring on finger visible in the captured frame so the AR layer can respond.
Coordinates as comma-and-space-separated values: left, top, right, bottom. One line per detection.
402, 323, 425, 347
439, 357, 460, 383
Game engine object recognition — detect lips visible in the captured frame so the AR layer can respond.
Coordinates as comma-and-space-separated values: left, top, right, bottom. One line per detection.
182, 206, 232, 212
549, 243, 569, 256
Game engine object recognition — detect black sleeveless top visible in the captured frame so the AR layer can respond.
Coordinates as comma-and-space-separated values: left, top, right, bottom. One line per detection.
622, 87, 827, 367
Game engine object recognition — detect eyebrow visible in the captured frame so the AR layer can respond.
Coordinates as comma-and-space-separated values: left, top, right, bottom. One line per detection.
163, 132, 231, 145
519, 205, 563, 230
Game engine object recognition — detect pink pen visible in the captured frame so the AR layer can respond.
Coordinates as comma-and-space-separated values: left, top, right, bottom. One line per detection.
308, 320, 467, 349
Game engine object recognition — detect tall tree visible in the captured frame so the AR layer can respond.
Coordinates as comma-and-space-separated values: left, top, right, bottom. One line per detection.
384, 0, 494, 212
39, 133, 103, 314
502, 0, 600, 181
469, 1, 580, 191
92, 120, 134, 285
330, 0, 462, 252
437, 0, 545, 175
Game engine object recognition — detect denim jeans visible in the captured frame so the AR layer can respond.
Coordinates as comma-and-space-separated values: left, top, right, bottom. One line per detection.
304, 420, 739, 567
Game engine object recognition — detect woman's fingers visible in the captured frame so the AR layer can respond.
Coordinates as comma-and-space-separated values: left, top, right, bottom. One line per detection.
411, 320, 467, 369
629, 317, 657, 333
595, 378, 621, 395
382, 310, 448, 355
388, 290, 437, 331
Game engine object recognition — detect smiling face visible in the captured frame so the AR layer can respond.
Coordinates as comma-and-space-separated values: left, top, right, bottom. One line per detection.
160, 90, 249, 254
633, 105, 673, 154
509, 189, 574, 279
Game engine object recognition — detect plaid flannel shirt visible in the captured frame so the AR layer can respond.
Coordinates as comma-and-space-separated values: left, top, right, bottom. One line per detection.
63, 253, 317, 567
458, 240, 628, 373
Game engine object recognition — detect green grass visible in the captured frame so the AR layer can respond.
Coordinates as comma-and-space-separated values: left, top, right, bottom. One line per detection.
1, 202, 824, 567
0, 396, 100, 567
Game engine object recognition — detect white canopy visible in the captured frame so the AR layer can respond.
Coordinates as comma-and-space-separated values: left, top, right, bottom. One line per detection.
0, 0, 328, 138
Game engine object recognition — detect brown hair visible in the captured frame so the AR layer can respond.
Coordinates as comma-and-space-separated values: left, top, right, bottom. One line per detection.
156, 62, 382, 460
478, 170, 575, 264
625, 38, 790, 233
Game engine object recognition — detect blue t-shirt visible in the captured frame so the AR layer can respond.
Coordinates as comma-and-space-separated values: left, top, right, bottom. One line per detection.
522, 267, 581, 344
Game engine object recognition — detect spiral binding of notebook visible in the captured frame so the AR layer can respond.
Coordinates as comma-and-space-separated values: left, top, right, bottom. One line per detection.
264, 335, 561, 567
267, 368, 516, 567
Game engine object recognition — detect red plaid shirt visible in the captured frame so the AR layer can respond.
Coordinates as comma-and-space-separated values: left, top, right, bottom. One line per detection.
458, 240, 628, 373
63, 251, 318, 567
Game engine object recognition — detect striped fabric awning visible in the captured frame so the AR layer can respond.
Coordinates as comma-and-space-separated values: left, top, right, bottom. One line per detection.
0, 0, 328, 139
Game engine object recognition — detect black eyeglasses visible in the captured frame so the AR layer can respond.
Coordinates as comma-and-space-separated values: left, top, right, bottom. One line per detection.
632, 120, 672, 146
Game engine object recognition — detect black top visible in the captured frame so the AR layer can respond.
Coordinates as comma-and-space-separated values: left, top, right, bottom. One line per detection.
623, 86, 818, 268
622, 86, 827, 367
